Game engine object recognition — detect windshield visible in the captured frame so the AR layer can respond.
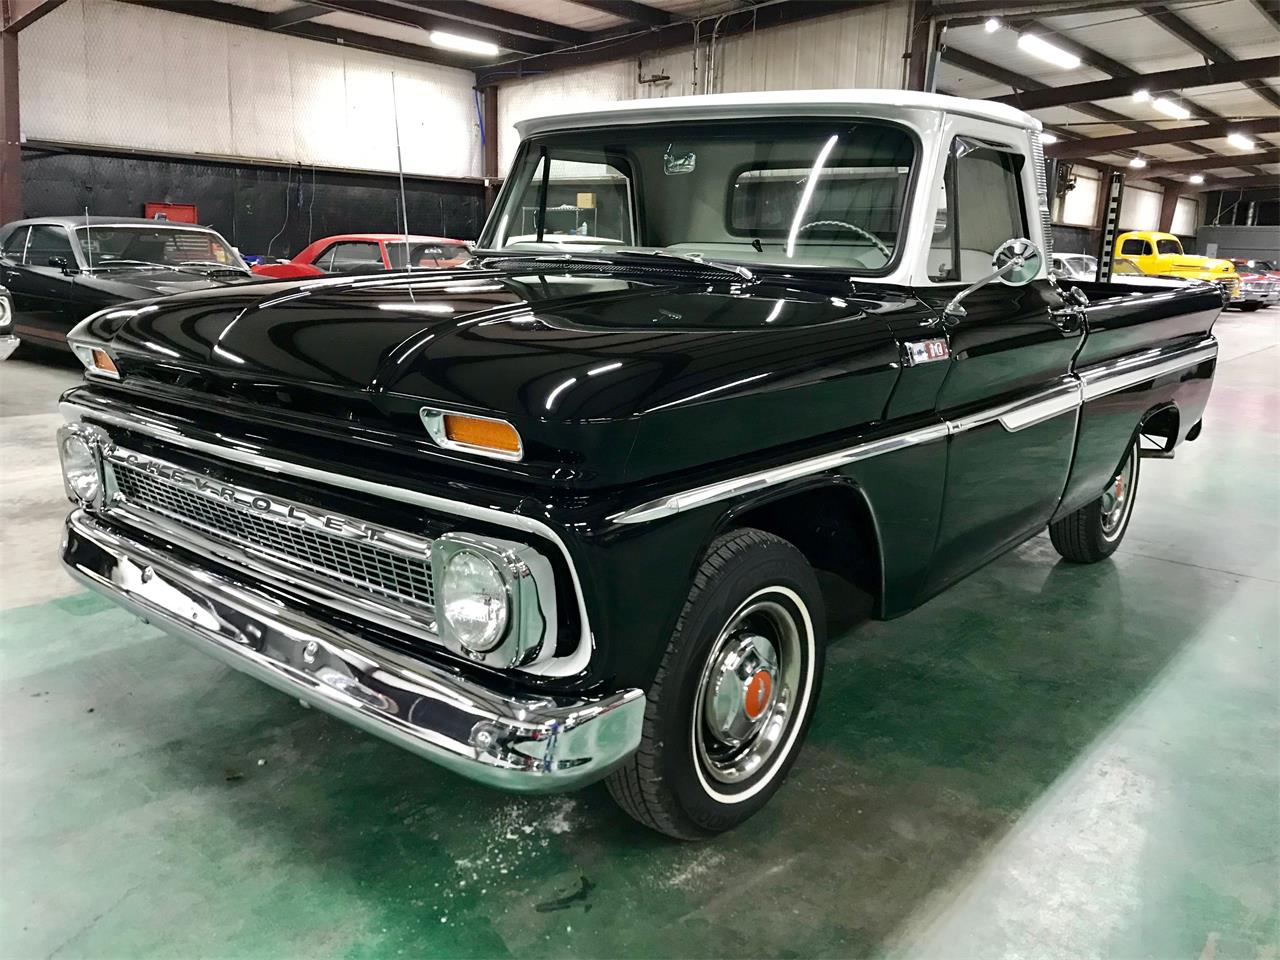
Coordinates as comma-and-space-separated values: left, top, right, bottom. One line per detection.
1156, 238, 1183, 256
73, 226, 244, 270
1112, 259, 1141, 275
482, 120, 916, 273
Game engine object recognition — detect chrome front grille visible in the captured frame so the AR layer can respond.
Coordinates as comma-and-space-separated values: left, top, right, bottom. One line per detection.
110, 457, 435, 612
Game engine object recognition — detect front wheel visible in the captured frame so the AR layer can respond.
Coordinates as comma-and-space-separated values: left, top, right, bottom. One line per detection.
1239, 302, 1264, 312
606, 529, 825, 839
1049, 437, 1141, 563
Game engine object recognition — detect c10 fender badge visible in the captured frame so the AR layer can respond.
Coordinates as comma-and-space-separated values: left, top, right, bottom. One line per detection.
903, 338, 950, 366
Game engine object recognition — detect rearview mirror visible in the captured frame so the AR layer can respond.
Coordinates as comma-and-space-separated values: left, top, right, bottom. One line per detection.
944, 238, 1043, 320
994, 238, 1042, 286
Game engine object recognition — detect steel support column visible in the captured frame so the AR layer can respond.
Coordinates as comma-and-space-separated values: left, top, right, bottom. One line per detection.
0, 30, 18, 224
906, 1, 940, 92
482, 84, 499, 213
1158, 185, 1181, 234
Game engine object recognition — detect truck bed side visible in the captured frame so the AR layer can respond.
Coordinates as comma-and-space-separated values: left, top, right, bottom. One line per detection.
1055, 281, 1222, 521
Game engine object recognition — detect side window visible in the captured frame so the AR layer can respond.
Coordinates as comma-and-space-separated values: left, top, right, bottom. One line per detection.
312, 244, 338, 271
927, 140, 1028, 282
25, 225, 76, 266
326, 242, 384, 273
1120, 238, 1147, 256
2, 226, 29, 262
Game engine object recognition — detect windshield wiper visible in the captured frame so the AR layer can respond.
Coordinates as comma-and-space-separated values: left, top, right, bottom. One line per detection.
613, 248, 754, 282
175, 260, 250, 276
87, 259, 171, 271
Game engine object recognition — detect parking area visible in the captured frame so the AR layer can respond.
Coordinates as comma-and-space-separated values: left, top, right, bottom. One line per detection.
3, 310, 1276, 958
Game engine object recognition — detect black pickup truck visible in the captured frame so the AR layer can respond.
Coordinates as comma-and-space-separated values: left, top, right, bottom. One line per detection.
57, 92, 1220, 839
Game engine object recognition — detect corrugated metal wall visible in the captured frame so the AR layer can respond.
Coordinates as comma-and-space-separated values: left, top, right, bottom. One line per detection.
497, 4, 912, 171
21, 0, 482, 179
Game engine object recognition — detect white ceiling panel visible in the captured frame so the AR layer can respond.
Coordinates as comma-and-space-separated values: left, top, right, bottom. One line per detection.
944, 25, 1115, 87
1038, 8, 1202, 67
468, 0, 627, 32
1176, 0, 1280, 56
312, 11, 443, 49
936, 62, 1014, 100
207, 0, 297, 13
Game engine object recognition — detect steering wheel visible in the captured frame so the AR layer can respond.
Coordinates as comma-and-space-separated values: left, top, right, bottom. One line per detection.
796, 220, 891, 260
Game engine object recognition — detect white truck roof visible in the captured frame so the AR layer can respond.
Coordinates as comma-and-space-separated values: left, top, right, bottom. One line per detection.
516, 89, 1042, 138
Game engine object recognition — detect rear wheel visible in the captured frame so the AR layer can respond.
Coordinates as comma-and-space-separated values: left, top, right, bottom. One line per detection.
1049, 437, 1141, 563
1239, 302, 1264, 312
606, 529, 825, 839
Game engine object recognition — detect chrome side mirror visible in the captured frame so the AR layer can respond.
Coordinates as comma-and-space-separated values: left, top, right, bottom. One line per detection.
944, 238, 1043, 320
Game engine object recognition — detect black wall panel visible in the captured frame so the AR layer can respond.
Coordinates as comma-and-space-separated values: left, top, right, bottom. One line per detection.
20, 147, 487, 258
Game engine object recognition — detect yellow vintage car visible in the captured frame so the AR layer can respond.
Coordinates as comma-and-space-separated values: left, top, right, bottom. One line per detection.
1115, 230, 1239, 301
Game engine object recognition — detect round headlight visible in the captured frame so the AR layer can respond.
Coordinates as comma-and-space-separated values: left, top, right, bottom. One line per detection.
59, 433, 101, 504
440, 549, 509, 653
0, 294, 11, 331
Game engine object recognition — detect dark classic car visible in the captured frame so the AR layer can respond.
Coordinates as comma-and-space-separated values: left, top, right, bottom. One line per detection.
56, 92, 1220, 840
0, 216, 254, 350
0, 284, 16, 360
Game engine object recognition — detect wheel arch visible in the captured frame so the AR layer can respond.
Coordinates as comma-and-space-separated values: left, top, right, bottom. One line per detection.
1139, 401, 1181, 453
705, 477, 886, 618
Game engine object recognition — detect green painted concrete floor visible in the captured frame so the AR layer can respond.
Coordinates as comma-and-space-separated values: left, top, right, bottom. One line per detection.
1, 317, 1277, 960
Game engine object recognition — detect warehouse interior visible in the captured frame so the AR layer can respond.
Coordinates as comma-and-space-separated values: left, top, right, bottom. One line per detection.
1, 0, 1277, 957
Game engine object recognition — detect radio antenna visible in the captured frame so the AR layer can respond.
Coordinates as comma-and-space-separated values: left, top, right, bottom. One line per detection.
83, 206, 93, 270
390, 72, 411, 271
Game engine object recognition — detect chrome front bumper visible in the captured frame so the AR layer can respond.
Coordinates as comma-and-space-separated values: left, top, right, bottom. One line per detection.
0, 334, 18, 361
62, 510, 644, 792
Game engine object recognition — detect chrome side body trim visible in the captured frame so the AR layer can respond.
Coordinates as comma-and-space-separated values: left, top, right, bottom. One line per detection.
1079, 337, 1218, 402
62, 510, 644, 792
611, 423, 951, 525
59, 399, 594, 678
948, 377, 1082, 435
613, 336, 1218, 525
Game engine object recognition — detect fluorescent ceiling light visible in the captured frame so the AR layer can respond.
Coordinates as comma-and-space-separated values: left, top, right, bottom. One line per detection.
984, 17, 1001, 32
1152, 97, 1191, 120
1226, 132, 1255, 151
1017, 34, 1080, 70
429, 30, 499, 56
1040, 132, 1059, 144
1132, 88, 1151, 102
1188, 174, 1205, 184
1128, 156, 1147, 169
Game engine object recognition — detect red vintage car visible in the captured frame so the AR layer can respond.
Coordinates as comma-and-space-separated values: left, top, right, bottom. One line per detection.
252, 234, 471, 279
1227, 258, 1280, 311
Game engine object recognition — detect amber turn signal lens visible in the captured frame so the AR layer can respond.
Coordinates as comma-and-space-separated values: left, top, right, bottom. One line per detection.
91, 349, 119, 376
443, 415, 521, 455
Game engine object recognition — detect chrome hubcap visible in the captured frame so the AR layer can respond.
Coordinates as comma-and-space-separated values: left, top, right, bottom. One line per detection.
702, 633, 779, 746
1101, 448, 1137, 538
694, 599, 802, 785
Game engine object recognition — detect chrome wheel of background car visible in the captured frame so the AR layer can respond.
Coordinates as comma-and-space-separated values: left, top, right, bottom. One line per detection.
1100, 447, 1138, 541
693, 597, 802, 787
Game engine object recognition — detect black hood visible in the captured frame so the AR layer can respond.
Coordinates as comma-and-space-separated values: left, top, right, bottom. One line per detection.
89, 267, 927, 485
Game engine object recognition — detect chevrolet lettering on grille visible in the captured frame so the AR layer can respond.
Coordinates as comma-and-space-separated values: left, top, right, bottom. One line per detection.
110, 451, 434, 558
